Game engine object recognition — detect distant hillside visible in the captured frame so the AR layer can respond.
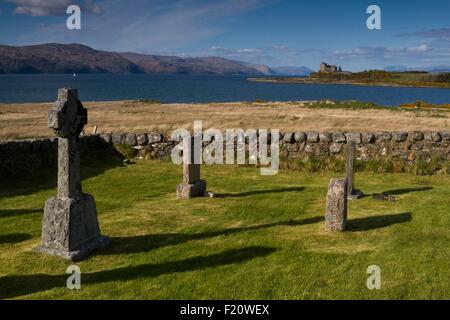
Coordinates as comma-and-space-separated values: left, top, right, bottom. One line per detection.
243, 63, 276, 75
120, 52, 270, 75
0, 43, 272, 75
0, 43, 142, 74
271, 66, 313, 76
427, 66, 450, 73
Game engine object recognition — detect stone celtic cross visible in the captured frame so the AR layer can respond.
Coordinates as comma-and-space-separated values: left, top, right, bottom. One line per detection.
49, 88, 87, 139
48, 88, 87, 198
37, 88, 109, 261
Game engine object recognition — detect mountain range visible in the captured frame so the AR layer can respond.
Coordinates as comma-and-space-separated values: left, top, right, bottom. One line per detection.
0, 43, 313, 76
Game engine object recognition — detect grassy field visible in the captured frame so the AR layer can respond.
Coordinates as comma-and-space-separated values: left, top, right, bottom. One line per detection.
2, 100, 450, 140
0, 154, 449, 299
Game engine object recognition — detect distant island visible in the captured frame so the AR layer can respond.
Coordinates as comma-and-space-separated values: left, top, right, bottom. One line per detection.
0, 43, 312, 76
249, 61, 450, 88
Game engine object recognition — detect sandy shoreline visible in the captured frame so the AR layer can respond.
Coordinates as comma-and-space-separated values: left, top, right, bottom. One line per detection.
1, 100, 450, 141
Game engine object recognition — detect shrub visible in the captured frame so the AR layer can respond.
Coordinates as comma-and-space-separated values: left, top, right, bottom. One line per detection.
302, 155, 323, 172
137, 99, 162, 104
114, 144, 137, 160
326, 157, 345, 173
411, 160, 433, 176
436, 73, 450, 83
362, 159, 394, 174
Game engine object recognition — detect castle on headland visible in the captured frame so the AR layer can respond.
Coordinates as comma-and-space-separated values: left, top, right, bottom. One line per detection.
320, 62, 342, 73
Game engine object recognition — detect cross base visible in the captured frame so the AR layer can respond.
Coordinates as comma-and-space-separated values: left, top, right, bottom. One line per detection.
325, 220, 348, 232
36, 235, 110, 262
177, 180, 207, 199
36, 193, 109, 261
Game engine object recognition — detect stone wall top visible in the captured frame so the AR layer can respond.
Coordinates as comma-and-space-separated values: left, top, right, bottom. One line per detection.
92, 130, 450, 146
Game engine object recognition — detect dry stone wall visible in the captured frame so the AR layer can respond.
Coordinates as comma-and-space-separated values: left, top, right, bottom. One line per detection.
2, 131, 450, 175
279, 131, 450, 162
101, 131, 450, 163
0, 135, 107, 176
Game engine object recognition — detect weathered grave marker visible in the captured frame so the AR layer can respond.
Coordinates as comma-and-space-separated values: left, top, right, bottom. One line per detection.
36, 88, 109, 261
177, 134, 207, 199
325, 179, 348, 232
346, 141, 364, 200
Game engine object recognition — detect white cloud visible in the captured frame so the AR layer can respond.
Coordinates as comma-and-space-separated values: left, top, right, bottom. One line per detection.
332, 44, 438, 60
325, 42, 450, 70
187, 44, 313, 67
209, 46, 224, 51
272, 45, 288, 50
398, 28, 450, 42
407, 44, 430, 52
15, 0, 275, 52
237, 48, 262, 53
6, 0, 102, 16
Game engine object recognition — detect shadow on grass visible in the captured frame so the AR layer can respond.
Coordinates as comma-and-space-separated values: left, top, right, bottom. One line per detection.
0, 233, 32, 245
362, 187, 433, 199
382, 187, 433, 196
0, 209, 42, 219
0, 246, 277, 299
101, 216, 322, 256
215, 187, 305, 198
347, 212, 412, 232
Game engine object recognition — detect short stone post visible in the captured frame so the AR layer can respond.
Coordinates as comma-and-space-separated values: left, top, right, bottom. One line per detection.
345, 141, 364, 200
36, 88, 109, 261
176, 134, 207, 199
325, 179, 348, 232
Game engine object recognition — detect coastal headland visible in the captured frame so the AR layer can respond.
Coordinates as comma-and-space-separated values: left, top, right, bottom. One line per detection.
249, 69, 450, 89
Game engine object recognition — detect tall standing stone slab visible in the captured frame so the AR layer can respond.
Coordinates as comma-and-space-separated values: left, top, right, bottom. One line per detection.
325, 179, 348, 232
177, 135, 207, 199
36, 88, 109, 261
345, 141, 364, 200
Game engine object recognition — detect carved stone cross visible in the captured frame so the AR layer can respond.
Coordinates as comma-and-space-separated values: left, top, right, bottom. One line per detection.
325, 179, 348, 232
177, 135, 206, 199
345, 141, 356, 196
37, 88, 109, 261
345, 141, 364, 200
183, 135, 201, 184
48, 88, 87, 198
49, 88, 87, 139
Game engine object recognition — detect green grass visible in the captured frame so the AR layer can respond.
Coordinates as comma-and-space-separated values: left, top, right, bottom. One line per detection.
250, 71, 450, 89
0, 158, 449, 300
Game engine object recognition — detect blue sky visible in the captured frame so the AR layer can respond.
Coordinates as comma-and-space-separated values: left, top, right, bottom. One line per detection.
1, 0, 450, 70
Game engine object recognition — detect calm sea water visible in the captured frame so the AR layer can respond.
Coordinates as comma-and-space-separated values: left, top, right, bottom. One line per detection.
1, 74, 450, 106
